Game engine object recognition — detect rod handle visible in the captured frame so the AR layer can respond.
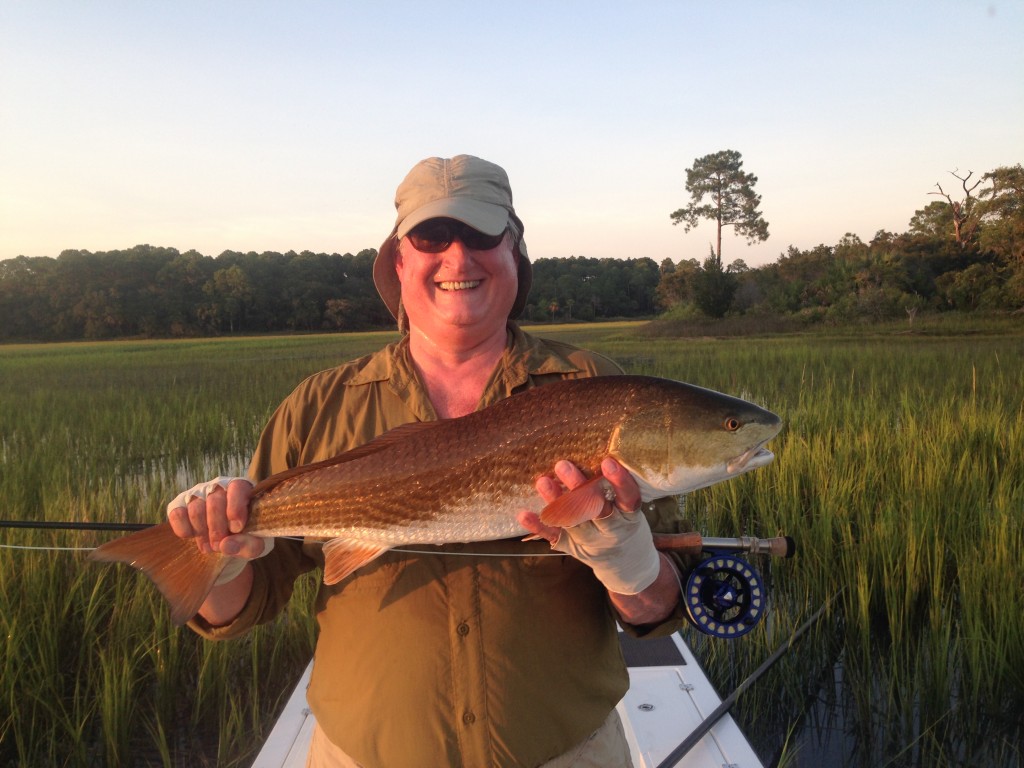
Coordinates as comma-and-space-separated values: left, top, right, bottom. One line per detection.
653, 533, 795, 558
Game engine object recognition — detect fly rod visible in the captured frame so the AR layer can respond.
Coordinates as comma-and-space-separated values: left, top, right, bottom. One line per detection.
0, 520, 152, 532
652, 531, 796, 558
655, 590, 840, 768
0, 522, 796, 556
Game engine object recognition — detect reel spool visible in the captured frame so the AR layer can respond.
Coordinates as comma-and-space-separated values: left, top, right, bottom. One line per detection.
683, 553, 766, 639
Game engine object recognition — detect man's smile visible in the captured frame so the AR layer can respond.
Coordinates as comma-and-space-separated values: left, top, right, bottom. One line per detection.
437, 280, 482, 291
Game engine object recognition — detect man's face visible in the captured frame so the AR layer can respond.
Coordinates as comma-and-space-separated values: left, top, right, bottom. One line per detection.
395, 218, 519, 339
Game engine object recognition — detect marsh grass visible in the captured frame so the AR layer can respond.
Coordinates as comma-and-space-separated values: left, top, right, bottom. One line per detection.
0, 334, 377, 766
598, 323, 1023, 767
1, 319, 1021, 766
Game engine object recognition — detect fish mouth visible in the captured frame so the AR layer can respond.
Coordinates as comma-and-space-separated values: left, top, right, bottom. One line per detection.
437, 280, 482, 291
727, 443, 775, 474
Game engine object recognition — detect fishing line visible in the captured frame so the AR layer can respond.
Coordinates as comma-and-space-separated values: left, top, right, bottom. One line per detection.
0, 544, 97, 552
391, 548, 564, 558
0, 520, 152, 552
0, 542, 566, 557
0, 522, 566, 558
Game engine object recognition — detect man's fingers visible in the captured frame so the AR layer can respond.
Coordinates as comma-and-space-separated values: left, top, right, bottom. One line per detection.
206, 486, 230, 546
186, 497, 210, 541
167, 506, 193, 538
225, 479, 252, 534
601, 457, 641, 513
166, 476, 253, 558
517, 510, 560, 547
535, 474, 563, 503
546, 458, 640, 511
218, 533, 267, 559
553, 460, 587, 490
186, 488, 230, 552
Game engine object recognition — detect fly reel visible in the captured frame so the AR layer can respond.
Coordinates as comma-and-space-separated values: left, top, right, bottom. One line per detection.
683, 553, 766, 639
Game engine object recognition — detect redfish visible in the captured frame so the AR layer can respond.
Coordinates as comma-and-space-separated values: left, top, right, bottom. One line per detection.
90, 375, 782, 624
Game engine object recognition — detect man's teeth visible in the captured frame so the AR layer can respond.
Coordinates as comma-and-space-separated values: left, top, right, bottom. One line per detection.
438, 280, 481, 291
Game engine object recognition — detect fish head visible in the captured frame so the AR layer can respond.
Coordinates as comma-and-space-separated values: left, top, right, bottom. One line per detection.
608, 380, 782, 499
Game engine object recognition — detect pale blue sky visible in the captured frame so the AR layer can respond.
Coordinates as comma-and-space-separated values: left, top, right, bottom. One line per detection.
2, 1, 1021, 267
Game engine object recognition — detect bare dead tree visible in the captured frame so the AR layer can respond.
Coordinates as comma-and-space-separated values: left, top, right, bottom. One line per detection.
930, 169, 983, 247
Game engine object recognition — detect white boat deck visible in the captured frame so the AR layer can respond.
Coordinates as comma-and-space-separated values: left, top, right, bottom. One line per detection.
252, 631, 763, 768
253, 660, 315, 768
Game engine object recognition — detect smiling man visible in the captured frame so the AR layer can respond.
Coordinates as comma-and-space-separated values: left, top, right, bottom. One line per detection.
171, 155, 690, 767
375, 157, 528, 417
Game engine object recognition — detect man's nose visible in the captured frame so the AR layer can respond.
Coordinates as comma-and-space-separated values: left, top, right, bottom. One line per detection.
440, 238, 473, 264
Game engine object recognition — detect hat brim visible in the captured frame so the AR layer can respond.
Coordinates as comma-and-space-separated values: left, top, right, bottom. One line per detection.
396, 198, 511, 239
373, 233, 403, 320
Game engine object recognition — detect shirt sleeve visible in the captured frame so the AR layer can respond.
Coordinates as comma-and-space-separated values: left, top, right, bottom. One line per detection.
187, 539, 316, 640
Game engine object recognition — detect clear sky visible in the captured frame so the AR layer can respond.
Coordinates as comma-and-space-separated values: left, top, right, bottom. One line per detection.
1, 1, 1021, 267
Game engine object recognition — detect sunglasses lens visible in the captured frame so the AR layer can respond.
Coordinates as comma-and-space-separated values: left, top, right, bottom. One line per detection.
407, 220, 505, 253
461, 227, 505, 250
406, 221, 452, 253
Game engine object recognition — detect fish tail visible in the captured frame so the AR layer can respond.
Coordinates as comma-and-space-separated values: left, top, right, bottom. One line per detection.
89, 522, 226, 625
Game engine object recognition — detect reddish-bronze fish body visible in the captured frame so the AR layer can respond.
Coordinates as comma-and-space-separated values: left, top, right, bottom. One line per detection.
91, 375, 781, 624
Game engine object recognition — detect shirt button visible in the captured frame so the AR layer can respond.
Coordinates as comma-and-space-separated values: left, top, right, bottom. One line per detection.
457, 622, 470, 636
463, 712, 476, 725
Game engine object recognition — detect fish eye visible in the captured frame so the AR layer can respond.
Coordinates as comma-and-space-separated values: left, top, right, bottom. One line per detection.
724, 417, 742, 432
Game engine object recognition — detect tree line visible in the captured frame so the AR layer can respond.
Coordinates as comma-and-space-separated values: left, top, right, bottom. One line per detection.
0, 245, 669, 340
1, 162, 1020, 342
657, 163, 1023, 322
0, 247, 393, 341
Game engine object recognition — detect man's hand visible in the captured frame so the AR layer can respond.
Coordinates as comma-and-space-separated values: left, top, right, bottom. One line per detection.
166, 477, 272, 584
518, 457, 661, 595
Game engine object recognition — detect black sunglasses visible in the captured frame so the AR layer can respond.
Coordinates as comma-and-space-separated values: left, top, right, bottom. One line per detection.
406, 218, 507, 253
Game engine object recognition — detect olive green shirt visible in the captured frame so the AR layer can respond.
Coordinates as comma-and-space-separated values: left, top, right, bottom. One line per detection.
190, 325, 689, 768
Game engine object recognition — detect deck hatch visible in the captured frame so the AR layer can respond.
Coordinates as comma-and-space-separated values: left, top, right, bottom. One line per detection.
618, 632, 686, 667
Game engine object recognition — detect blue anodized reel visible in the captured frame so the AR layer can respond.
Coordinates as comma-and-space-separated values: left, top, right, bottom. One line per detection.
683, 553, 766, 639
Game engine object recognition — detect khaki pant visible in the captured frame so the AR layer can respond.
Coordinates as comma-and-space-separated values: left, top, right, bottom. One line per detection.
305, 708, 633, 768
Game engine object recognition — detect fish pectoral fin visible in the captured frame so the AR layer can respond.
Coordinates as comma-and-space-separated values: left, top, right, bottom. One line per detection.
538, 475, 613, 529
321, 538, 390, 585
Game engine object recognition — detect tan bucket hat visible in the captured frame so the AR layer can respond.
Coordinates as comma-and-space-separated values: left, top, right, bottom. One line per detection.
373, 155, 532, 320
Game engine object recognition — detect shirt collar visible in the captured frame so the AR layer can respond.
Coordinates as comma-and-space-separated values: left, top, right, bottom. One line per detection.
343, 323, 584, 414
501, 323, 583, 385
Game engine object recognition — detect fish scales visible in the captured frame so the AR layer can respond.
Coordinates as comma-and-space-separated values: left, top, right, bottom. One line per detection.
245, 383, 626, 543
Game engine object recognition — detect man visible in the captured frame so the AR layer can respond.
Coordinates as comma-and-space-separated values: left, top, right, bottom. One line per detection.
169, 155, 689, 767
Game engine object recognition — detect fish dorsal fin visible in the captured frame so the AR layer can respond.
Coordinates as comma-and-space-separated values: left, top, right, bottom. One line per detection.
252, 420, 446, 496
538, 475, 613, 528
322, 538, 391, 585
